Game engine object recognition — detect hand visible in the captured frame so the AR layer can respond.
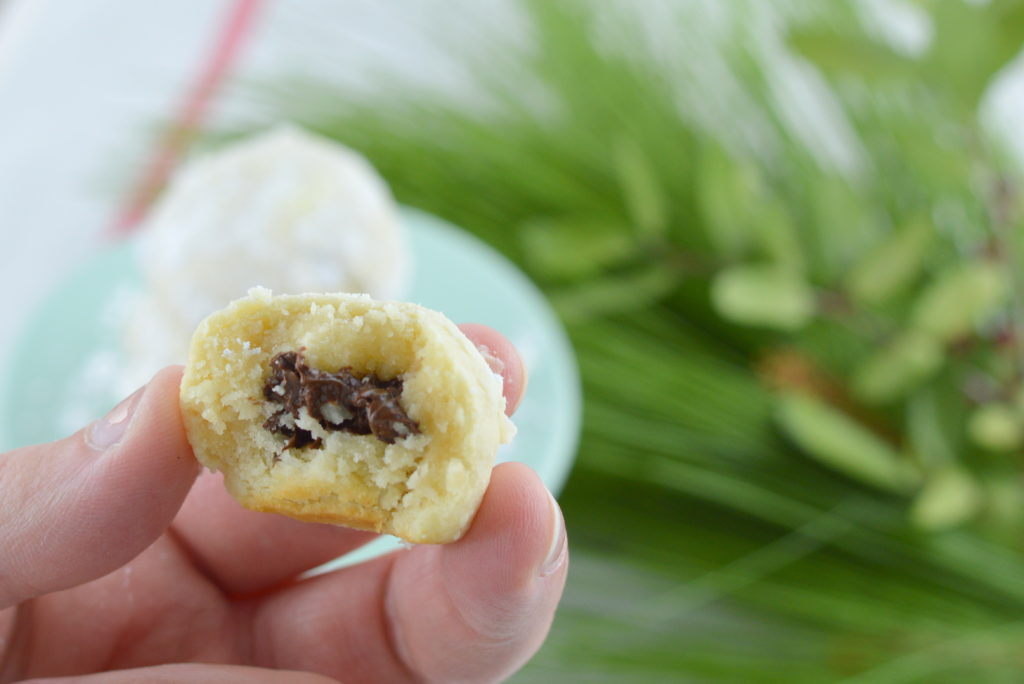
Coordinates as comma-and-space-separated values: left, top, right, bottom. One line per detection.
0, 325, 567, 683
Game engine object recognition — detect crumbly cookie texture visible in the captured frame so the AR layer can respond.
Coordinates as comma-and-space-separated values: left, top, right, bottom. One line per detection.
179, 287, 515, 544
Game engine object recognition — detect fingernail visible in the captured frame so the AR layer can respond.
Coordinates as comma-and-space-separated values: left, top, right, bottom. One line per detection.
477, 341, 528, 415
476, 343, 505, 375
540, 488, 567, 577
87, 386, 145, 450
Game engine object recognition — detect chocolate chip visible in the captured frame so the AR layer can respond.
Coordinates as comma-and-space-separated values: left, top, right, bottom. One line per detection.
262, 349, 420, 449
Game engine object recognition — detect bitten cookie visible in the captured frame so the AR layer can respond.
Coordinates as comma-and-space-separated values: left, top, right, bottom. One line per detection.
179, 287, 515, 544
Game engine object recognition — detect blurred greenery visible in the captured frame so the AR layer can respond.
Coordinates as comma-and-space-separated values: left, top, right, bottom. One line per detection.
246, 0, 1024, 680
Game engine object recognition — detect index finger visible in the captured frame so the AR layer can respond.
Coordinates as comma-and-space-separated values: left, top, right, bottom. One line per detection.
458, 323, 527, 415
0, 367, 198, 609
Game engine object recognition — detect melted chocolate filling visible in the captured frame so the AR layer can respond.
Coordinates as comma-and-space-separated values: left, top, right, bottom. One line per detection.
262, 349, 420, 449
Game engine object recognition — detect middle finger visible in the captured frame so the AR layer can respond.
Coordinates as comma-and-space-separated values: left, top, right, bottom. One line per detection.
171, 471, 376, 596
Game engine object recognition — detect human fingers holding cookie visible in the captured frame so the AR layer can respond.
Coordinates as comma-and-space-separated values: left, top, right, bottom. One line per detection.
0, 303, 567, 683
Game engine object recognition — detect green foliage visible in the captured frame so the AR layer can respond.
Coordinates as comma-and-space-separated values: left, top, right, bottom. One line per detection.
927, 0, 1024, 111
246, 0, 1024, 678
697, 144, 761, 258
845, 217, 933, 305
788, 29, 915, 83
906, 383, 965, 469
852, 330, 944, 403
909, 466, 981, 531
775, 392, 918, 493
614, 137, 670, 241
969, 403, 1024, 452
520, 217, 637, 281
910, 262, 1008, 342
711, 265, 815, 331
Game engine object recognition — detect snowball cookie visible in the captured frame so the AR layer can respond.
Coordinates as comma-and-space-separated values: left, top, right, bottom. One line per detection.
179, 287, 516, 544
116, 125, 411, 399
139, 125, 410, 331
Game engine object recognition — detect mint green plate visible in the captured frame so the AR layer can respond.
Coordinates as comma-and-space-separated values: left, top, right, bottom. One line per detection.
1, 208, 580, 560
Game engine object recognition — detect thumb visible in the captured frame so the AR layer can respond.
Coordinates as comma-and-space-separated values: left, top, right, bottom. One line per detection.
0, 366, 198, 608
386, 462, 569, 683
